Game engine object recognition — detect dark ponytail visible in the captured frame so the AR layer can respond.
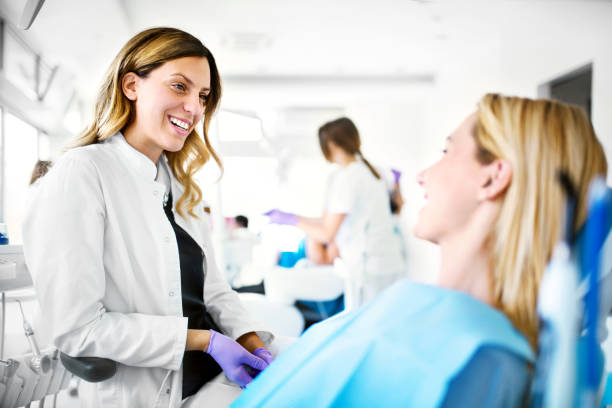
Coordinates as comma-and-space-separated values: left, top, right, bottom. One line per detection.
358, 154, 381, 180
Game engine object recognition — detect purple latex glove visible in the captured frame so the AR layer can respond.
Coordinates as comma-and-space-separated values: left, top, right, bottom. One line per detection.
205, 330, 268, 387
391, 168, 402, 185
264, 209, 298, 226
246, 347, 275, 378
253, 347, 274, 365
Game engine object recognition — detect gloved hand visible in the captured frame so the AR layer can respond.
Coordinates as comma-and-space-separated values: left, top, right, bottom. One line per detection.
253, 347, 274, 365
391, 168, 402, 185
205, 330, 268, 387
264, 209, 298, 226
247, 347, 275, 378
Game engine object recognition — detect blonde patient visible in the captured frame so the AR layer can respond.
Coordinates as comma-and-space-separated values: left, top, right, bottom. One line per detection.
232, 94, 608, 407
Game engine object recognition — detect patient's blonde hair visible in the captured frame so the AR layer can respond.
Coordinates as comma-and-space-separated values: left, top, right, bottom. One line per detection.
475, 93, 607, 349
70, 27, 223, 218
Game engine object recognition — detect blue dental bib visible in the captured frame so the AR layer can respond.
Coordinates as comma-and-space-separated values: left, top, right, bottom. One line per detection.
233, 280, 534, 407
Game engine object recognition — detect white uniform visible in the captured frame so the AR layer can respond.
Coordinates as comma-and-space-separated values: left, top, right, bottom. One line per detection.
325, 160, 405, 304
22, 133, 272, 408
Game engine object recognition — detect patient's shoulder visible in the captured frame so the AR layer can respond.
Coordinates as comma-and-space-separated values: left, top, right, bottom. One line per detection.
441, 345, 531, 408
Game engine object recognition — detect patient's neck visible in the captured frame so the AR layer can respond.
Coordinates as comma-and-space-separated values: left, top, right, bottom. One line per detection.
437, 233, 493, 306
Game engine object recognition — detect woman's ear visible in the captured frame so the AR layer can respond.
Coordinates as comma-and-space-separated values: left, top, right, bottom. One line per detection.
122, 72, 139, 101
477, 158, 512, 201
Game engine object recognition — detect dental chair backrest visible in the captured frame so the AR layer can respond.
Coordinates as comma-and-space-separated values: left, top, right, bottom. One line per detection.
574, 186, 612, 342
532, 183, 612, 407
573, 184, 612, 404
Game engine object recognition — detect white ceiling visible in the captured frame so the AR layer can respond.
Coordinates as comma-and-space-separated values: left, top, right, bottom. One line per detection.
0, 0, 574, 97
0, 0, 611, 120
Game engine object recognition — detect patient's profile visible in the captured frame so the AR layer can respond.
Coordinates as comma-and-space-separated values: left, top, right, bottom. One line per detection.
232, 93, 608, 407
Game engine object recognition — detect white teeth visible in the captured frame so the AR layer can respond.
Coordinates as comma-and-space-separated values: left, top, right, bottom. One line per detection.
169, 117, 189, 130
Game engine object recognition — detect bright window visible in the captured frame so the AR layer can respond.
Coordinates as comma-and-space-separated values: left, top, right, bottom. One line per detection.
4, 113, 38, 244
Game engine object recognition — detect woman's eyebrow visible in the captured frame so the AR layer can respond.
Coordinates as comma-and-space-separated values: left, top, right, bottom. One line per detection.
170, 73, 210, 91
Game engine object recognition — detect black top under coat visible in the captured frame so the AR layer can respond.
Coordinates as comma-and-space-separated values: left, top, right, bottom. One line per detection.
164, 191, 223, 399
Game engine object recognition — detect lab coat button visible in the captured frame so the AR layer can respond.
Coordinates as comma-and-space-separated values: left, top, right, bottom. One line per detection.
165, 236, 171, 243
169, 291, 174, 297
153, 190, 159, 196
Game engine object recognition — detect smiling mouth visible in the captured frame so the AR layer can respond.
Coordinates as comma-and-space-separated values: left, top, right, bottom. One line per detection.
168, 115, 191, 133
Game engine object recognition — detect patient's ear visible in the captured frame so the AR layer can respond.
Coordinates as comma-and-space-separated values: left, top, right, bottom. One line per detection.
477, 159, 512, 201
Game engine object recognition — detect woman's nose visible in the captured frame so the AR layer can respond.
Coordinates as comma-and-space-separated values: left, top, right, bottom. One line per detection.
184, 94, 204, 117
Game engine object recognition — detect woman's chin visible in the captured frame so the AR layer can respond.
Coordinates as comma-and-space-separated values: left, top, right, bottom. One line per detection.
165, 145, 184, 153
412, 221, 425, 240
163, 138, 187, 153
162, 127, 191, 152
413, 220, 438, 244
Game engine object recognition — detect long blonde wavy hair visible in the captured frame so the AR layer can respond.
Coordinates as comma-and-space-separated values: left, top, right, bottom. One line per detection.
474, 93, 608, 349
70, 27, 222, 218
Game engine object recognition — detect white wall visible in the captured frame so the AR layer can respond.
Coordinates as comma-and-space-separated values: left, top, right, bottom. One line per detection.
428, 1, 612, 166
405, 1, 612, 281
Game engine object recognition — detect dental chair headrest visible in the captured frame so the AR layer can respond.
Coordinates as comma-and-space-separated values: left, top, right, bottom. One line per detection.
573, 186, 612, 342
574, 187, 612, 282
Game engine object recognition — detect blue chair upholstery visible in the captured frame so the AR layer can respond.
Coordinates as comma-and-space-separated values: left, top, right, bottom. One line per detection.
573, 186, 612, 404
602, 373, 612, 408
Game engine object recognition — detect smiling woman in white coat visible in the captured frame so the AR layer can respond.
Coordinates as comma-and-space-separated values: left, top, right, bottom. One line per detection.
22, 27, 274, 407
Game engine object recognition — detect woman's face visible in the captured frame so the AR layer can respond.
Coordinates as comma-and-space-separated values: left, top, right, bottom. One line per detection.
127, 56, 210, 156
414, 113, 489, 244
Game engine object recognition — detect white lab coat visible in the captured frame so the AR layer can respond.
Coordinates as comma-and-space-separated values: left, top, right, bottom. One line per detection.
325, 160, 405, 303
22, 133, 272, 408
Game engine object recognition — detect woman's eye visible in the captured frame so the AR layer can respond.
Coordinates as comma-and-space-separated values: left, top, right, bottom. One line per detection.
199, 94, 208, 102
173, 83, 186, 91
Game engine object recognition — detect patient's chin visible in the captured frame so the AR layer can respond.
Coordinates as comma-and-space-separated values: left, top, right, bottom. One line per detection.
412, 220, 439, 244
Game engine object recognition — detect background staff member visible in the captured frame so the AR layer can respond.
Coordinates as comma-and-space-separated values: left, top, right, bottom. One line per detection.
23, 27, 273, 408
266, 117, 405, 305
